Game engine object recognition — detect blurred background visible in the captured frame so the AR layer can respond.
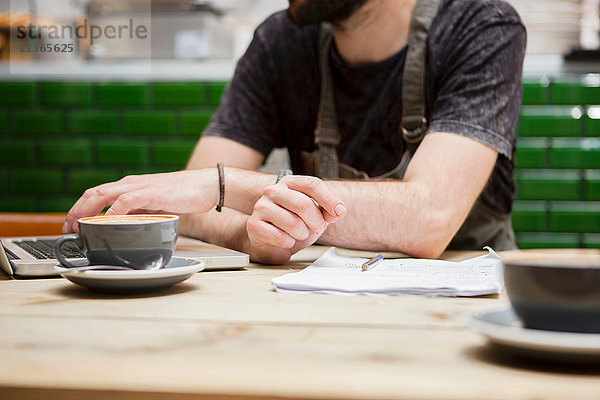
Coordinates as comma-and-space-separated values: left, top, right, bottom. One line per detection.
2, 0, 598, 60
0, 0, 599, 249
1, 0, 287, 62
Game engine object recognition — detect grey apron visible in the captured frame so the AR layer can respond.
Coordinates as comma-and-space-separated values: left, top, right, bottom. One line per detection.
300, 0, 517, 251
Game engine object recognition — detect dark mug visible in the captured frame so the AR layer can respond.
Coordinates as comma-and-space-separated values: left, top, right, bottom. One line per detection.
54, 214, 179, 270
503, 249, 600, 333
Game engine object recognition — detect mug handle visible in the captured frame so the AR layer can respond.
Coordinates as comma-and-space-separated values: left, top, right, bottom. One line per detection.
53, 234, 82, 268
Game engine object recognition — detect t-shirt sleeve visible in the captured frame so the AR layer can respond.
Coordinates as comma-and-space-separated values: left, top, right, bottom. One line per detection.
203, 19, 283, 156
427, 2, 526, 159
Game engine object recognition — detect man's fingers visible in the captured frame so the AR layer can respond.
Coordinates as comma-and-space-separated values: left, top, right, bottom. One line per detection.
64, 186, 115, 232
247, 217, 296, 249
281, 176, 346, 219
63, 177, 151, 232
322, 206, 339, 223
262, 185, 328, 235
62, 169, 220, 234
106, 189, 152, 216
253, 199, 310, 241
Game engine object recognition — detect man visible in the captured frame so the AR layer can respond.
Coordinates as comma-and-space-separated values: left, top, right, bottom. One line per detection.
64, 0, 526, 264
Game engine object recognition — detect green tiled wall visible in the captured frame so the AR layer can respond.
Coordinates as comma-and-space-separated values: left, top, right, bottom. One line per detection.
95, 139, 149, 166
68, 111, 120, 135
152, 140, 197, 166
181, 111, 213, 135
0, 81, 225, 212
0, 82, 35, 106
39, 139, 92, 166
1, 75, 599, 249
514, 74, 600, 248
515, 170, 580, 201
67, 169, 121, 195
0, 171, 6, 194
153, 83, 205, 106
40, 82, 93, 106
12, 170, 63, 195
97, 83, 149, 106
551, 77, 600, 105
123, 111, 176, 135
13, 110, 63, 135
516, 106, 583, 137
586, 170, 600, 200
0, 111, 6, 134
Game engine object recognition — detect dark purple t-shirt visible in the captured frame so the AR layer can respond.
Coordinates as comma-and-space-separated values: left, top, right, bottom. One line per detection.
205, 0, 526, 214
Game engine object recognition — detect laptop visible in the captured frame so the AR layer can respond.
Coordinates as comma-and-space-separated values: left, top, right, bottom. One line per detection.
1, 235, 249, 277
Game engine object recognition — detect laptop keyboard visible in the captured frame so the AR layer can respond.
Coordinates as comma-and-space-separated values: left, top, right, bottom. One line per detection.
14, 239, 84, 260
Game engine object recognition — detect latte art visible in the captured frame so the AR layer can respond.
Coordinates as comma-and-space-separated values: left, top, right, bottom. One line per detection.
80, 215, 178, 225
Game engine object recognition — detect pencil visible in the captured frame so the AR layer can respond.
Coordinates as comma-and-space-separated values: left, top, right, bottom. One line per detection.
362, 255, 384, 271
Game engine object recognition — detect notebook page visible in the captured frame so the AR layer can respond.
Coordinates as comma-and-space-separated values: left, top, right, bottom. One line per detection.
272, 247, 503, 297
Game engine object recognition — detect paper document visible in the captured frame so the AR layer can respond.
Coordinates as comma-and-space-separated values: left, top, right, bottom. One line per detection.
272, 247, 503, 297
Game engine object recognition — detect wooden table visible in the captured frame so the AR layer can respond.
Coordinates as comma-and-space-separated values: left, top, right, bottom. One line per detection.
0, 246, 599, 400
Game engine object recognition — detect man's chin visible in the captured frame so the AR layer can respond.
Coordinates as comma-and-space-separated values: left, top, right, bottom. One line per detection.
286, 0, 369, 27
287, 2, 317, 26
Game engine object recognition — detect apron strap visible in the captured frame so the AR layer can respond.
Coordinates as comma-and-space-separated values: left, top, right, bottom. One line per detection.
396, 0, 441, 178
401, 0, 440, 143
312, 23, 341, 179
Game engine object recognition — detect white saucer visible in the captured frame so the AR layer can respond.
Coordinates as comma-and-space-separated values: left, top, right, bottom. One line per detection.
469, 308, 600, 360
54, 256, 205, 293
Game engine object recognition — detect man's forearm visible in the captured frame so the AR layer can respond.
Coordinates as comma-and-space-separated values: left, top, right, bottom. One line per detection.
220, 167, 275, 215
318, 179, 458, 258
180, 209, 252, 254
318, 133, 498, 258
188, 164, 461, 259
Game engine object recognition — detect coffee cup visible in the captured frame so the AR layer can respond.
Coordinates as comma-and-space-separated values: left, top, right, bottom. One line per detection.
54, 214, 179, 270
502, 249, 600, 333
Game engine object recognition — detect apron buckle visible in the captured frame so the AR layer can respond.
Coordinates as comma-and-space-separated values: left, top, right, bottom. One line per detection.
401, 116, 428, 144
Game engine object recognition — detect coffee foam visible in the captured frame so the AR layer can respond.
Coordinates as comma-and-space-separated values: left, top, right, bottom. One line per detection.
80, 215, 178, 225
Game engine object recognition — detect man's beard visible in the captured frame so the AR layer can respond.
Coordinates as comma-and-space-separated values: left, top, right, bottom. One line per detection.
287, 0, 370, 26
